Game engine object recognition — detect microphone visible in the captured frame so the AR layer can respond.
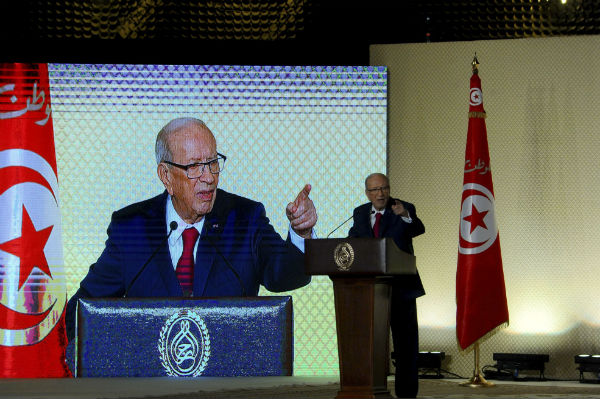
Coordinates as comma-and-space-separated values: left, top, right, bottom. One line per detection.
124, 221, 178, 297
326, 214, 356, 238
202, 231, 246, 297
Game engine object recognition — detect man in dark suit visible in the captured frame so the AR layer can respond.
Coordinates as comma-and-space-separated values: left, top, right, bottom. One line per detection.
66, 117, 317, 341
348, 172, 425, 398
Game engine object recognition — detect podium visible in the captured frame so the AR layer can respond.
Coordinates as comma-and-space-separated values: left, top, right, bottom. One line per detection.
305, 238, 416, 399
74, 296, 293, 377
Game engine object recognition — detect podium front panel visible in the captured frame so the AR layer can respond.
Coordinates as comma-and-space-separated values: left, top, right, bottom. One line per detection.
76, 296, 292, 377
305, 237, 416, 276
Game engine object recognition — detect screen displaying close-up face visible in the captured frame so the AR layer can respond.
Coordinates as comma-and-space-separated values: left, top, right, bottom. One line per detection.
48, 63, 387, 374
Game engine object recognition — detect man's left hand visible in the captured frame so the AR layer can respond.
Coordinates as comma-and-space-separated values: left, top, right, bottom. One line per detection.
286, 184, 317, 239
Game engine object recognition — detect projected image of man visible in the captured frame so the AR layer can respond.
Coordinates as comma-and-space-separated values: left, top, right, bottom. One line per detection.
348, 172, 425, 399
65, 117, 317, 341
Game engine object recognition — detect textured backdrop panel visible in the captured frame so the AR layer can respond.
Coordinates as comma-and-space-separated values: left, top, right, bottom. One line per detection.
371, 35, 600, 380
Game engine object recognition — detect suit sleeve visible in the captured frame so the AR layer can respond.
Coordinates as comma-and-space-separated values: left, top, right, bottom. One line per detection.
388, 202, 425, 254
348, 208, 362, 237
65, 215, 129, 341
79, 217, 131, 297
253, 203, 311, 292
399, 202, 425, 238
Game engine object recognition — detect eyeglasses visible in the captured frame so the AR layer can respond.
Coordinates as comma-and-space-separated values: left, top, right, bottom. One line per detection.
164, 153, 227, 179
366, 186, 390, 193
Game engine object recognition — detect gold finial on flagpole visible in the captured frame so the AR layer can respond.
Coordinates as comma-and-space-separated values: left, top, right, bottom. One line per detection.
472, 53, 480, 74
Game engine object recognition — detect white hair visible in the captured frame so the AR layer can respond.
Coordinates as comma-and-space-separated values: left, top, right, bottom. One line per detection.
155, 117, 207, 164
365, 172, 389, 188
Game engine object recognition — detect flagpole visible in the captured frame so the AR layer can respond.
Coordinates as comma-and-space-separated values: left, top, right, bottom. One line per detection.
460, 341, 494, 387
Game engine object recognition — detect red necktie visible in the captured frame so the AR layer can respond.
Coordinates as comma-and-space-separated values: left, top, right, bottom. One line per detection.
176, 227, 199, 296
373, 212, 382, 238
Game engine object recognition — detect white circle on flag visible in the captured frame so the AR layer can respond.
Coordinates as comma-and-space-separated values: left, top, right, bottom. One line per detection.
469, 88, 483, 106
0, 149, 66, 346
459, 183, 497, 255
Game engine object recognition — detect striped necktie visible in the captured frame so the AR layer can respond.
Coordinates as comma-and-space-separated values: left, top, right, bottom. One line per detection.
176, 227, 199, 296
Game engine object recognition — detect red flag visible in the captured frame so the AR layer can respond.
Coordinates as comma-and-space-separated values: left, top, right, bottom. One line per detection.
456, 60, 509, 350
0, 63, 71, 377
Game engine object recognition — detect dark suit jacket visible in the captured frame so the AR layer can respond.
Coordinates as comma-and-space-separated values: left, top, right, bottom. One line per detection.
348, 200, 425, 299
66, 189, 311, 340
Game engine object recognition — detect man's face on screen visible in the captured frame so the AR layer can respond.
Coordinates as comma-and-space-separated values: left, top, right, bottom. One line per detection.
162, 123, 219, 224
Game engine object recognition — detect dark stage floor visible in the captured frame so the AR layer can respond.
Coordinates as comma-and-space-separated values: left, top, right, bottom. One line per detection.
2, 376, 600, 399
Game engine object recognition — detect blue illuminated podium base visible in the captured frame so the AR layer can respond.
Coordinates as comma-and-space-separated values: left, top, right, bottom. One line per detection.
75, 296, 292, 377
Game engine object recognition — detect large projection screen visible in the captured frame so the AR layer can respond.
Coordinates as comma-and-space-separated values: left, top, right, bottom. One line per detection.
49, 64, 387, 375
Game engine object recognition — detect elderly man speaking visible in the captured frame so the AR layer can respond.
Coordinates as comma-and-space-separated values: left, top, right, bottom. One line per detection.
65, 117, 317, 341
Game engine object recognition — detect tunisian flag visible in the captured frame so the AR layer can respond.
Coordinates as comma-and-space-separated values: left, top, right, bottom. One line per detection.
0, 63, 71, 377
456, 61, 509, 350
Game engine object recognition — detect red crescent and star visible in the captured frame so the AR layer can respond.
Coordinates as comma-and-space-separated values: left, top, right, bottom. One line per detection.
0, 203, 55, 331
0, 205, 54, 290
463, 203, 489, 234
0, 301, 55, 330
0, 166, 56, 200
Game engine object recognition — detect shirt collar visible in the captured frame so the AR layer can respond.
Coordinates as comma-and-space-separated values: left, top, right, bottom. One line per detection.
371, 205, 386, 215
166, 195, 205, 245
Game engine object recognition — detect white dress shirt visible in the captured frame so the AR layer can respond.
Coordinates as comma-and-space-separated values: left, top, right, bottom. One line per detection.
165, 195, 313, 269
166, 196, 205, 269
370, 205, 412, 228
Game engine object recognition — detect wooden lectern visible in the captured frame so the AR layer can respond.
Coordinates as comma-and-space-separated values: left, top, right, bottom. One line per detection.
305, 238, 416, 399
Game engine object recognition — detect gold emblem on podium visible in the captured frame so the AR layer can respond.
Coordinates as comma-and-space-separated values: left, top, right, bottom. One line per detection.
334, 242, 355, 271
159, 309, 211, 377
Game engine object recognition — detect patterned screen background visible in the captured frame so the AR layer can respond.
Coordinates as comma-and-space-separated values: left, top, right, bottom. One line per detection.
49, 64, 387, 375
